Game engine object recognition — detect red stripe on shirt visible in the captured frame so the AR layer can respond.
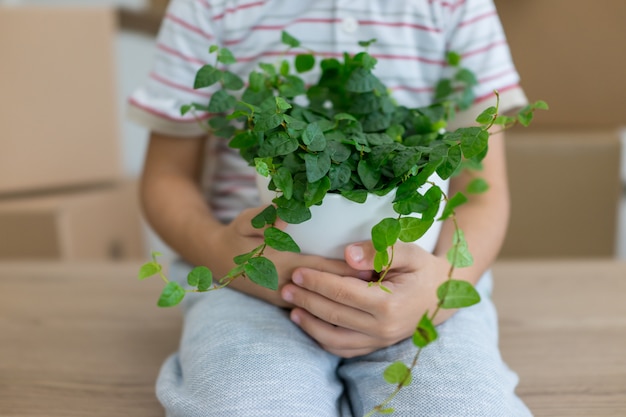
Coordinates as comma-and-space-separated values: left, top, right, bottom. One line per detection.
213, 0, 266, 21
459, 10, 497, 28
165, 13, 214, 41
234, 49, 445, 66
128, 97, 211, 123
150, 72, 212, 98
157, 42, 208, 66
390, 85, 435, 94
461, 40, 507, 59
474, 83, 519, 104
359, 20, 441, 33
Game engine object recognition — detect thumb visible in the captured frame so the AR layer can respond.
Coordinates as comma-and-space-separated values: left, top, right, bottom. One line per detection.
344, 241, 377, 271
345, 241, 429, 272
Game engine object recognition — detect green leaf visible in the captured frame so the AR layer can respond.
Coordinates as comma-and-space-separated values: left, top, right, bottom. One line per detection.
412, 313, 438, 348
446, 229, 474, 268
302, 123, 327, 152
434, 79, 453, 102
254, 157, 272, 177
251, 205, 277, 229
233, 245, 263, 265
455, 68, 478, 86
357, 159, 381, 190
345, 67, 377, 93
440, 192, 468, 220
304, 152, 332, 183
436, 144, 462, 180
466, 178, 489, 194
278, 75, 306, 97
254, 113, 284, 132
244, 257, 279, 290
279, 59, 290, 76
275, 96, 292, 111
398, 217, 434, 242
264, 227, 301, 253
229, 131, 258, 149
275, 197, 312, 224
437, 279, 480, 309
194, 65, 222, 89
533, 100, 550, 110
358, 38, 377, 48
157, 281, 186, 307
180, 104, 192, 116
138, 261, 161, 280
248, 71, 266, 92
281, 30, 301, 48
458, 127, 489, 159
328, 163, 352, 189
304, 176, 331, 207
475, 106, 497, 125
371, 218, 401, 252
373, 249, 389, 273
187, 266, 213, 291
259, 132, 299, 157
447, 51, 462, 67
295, 54, 315, 73
333, 112, 358, 122
208, 89, 237, 112
222, 71, 245, 90
391, 148, 422, 177
422, 186, 443, 221
393, 193, 429, 216
341, 189, 368, 203
273, 167, 294, 199
208, 44, 219, 54
383, 362, 412, 387
217, 47, 236, 64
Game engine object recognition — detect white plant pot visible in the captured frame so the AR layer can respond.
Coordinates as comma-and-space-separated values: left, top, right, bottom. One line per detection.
256, 175, 449, 260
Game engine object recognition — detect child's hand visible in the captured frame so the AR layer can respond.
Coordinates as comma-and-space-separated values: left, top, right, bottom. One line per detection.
207, 206, 372, 308
280, 241, 453, 358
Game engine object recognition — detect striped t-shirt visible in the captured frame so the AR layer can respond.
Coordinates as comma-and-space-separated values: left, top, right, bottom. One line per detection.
128, 0, 527, 222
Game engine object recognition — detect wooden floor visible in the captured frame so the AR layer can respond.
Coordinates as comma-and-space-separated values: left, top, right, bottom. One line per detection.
1, 260, 625, 416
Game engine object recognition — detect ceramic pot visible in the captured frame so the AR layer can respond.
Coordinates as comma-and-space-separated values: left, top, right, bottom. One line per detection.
257, 175, 449, 259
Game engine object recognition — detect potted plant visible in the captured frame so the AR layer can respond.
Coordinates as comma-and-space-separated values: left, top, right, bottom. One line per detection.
138, 32, 547, 415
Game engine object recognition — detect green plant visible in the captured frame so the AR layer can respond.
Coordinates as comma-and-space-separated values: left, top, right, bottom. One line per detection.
138, 32, 547, 415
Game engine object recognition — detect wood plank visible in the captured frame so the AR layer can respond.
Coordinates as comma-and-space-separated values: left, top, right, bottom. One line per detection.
0, 262, 180, 417
1, 260, 625, 416
493, 260, 626, 416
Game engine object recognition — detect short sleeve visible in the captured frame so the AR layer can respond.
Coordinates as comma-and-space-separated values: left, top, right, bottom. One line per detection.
442, 0, 528, 128
127, 0, 221, 137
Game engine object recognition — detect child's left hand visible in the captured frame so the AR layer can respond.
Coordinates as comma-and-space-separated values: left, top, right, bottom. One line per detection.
280, 241, 455, 358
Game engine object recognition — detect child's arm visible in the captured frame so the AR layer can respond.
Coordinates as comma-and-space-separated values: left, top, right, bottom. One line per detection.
280, 131, 510, 358
141, 132, 366, 307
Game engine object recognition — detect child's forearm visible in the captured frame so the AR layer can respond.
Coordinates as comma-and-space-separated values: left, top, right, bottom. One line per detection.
433, 131, 510, 285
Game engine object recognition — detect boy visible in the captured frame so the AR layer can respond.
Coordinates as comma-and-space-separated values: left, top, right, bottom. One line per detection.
129, 0, 532, 415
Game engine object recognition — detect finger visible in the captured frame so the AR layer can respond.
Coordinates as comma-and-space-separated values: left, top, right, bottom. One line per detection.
282, 279, 375, 332
233, 206, 270, 237
345, 240, 429, 272
290, 309, 379, 358
287, 268, 391, 315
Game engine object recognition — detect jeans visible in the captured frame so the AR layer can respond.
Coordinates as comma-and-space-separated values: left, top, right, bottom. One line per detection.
156, 260, 532, 417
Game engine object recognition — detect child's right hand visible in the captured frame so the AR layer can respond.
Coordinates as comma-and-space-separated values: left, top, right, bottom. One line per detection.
205, 206, 372, 308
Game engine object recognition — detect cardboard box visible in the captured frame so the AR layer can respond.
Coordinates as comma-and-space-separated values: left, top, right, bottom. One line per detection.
0, 181, 145, 260
494, 0, 626, 128
500, 130, 622, 258
149, 0, 170, 13
0, 7, 122, 195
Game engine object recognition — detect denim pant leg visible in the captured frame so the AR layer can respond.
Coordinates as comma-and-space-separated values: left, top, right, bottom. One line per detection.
155, 261, 345, 417
339, 271, 533, 417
